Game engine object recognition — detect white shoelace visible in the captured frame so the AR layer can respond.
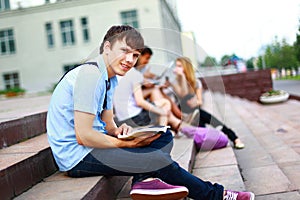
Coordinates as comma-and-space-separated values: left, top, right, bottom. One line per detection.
224, 191, 238, 200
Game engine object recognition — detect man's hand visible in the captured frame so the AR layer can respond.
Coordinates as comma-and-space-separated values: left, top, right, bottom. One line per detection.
114, 123, 132, 137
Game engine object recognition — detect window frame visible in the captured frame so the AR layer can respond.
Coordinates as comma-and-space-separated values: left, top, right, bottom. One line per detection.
0, 28, 16, 55
80, 17, 90, 43
60, 19, 76, 46
0, 0, 10, 11
45, 22, 55, 48
3, 72, 20, 89
120, 10, 139, 28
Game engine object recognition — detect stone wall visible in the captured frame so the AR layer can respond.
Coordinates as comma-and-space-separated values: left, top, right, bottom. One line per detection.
200, 69, 273, 102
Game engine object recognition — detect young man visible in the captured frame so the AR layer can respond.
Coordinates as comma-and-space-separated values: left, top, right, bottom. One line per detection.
136, 46, 158, 81
113, 46, 182, 131
47, 25, 254, 200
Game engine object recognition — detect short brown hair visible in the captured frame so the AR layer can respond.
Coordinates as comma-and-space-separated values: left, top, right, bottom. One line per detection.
99, 25, 144, 54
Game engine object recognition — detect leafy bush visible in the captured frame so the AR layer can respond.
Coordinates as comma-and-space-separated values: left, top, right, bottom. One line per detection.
0, 87, 26, 96
6, 87, 26, 93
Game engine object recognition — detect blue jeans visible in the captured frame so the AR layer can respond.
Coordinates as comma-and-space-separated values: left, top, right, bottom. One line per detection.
67, 130, 224, 200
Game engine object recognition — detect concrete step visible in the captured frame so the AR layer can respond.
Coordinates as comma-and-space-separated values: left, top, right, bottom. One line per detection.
0, 134, 56, 200
17, 136, 195, 200
212, 92, 300, 199
1, 130, 129, 200
15, 172, 130, 200
193, 146, 245, 191
0, 112, 47, 149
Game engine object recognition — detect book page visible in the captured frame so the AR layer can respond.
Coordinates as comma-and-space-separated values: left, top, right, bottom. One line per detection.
117, 126, 170, 140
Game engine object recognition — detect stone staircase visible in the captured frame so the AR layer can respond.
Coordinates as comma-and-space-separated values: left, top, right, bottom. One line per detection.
0, 112, 130, 200
0, 112, 196, 200
2, 91, 300, 199
207, 91, 300, 199
1, 92, 244, 200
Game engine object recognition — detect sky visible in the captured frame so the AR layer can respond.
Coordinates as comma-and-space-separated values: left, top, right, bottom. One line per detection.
176, 0, 300, 61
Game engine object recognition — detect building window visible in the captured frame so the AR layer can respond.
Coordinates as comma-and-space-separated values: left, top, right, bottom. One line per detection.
60, 20, 75, 46
120, 10, 139, 28
81, 17, 90, 43
3, 72, 20, 89
0, 29, 16, 55
45, 22, 54, 48
0, 0, 10, 11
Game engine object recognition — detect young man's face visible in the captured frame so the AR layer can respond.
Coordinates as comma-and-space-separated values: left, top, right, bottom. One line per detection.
104, 38, 141, 77
137, 53, 152, 68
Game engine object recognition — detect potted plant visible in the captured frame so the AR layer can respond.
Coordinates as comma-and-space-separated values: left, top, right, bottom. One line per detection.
259, 89, 289, 104
4, 87, 26, 97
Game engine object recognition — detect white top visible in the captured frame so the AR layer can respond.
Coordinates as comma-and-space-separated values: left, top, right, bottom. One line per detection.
113, 67, 144, 121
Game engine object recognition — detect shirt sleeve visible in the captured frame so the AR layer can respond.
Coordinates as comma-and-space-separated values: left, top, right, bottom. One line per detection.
74, 65, 105, 115
196, 79, 203, 89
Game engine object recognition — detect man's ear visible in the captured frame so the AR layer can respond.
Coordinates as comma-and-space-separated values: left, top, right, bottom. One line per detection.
103, 41, 111, 55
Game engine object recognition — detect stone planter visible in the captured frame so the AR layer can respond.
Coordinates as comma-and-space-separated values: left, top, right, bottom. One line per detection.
259, 90, 289, 104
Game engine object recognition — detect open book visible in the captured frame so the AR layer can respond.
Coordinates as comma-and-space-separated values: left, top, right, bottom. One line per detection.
117, 125, 170, 140
141, 61, 174, 87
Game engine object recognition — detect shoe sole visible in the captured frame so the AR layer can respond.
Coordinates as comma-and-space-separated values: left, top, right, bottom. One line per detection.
234, 144, 245, 149
130, 191, 188, 200
250, 192, 255, 200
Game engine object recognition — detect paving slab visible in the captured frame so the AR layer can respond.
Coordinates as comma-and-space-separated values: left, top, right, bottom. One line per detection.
242, 164, 293, 196
14, 172, 102, 200
194, 146, 237, 169
193, 165, 245, 191
212, 94, 278, 169
256, 191, 300, 200
279, 161, 300, 190
209, 93, 300, 197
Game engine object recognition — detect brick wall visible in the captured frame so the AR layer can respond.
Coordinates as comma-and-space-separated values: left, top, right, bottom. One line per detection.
200, 69, 273, 102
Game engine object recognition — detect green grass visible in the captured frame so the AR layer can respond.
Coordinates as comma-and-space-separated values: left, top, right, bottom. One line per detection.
276, 75, 300, 80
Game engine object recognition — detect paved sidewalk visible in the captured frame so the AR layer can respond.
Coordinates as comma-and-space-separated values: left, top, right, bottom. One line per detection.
0, 94, 51, 123
273, 79, 300, 96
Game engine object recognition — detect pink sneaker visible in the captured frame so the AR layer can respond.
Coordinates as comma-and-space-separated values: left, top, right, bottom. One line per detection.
130, 178, 189, 200
224, 190, 255, 200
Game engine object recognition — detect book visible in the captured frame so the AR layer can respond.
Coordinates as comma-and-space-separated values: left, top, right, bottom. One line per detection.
117, 125, 170, 140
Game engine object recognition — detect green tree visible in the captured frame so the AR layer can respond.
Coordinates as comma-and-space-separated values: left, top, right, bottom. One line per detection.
220, 55, 231, 66
246, 57, 255, 70
202, 56, 217, 67
257, 37, 299, 70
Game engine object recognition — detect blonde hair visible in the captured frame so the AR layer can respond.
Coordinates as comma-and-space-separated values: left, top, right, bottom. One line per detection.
176, 57, 197, 91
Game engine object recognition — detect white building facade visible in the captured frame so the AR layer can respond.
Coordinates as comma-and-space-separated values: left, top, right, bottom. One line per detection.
0, 0, 182, 93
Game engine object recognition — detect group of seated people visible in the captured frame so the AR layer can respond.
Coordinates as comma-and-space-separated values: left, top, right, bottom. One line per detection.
113, 46, 245, 149
47, 25, 254, 200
